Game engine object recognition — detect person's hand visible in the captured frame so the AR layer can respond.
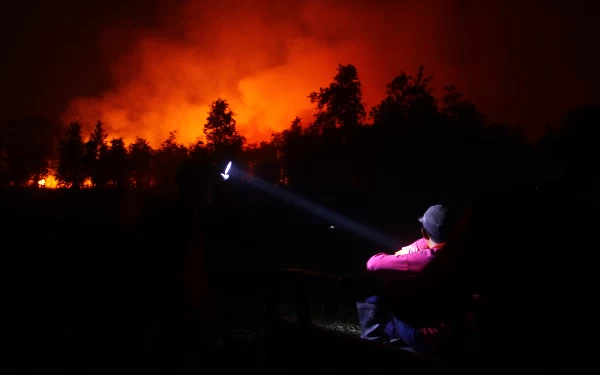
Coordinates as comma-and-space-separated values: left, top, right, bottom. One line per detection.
394, 247, 410, 256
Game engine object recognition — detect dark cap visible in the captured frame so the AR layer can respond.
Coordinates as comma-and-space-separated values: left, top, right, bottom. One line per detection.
418, 204, 450, 240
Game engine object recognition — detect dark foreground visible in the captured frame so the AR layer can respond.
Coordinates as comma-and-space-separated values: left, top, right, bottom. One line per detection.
0, 184, 422, 374
1, 184, 595, 373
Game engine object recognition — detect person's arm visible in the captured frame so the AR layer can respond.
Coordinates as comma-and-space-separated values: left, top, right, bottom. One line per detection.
394, 238, 429, 256
366, 252, 410, 271
366, 249, 435, 272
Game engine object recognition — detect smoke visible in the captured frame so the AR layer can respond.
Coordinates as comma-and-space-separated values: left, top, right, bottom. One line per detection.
62, 0, 600, 145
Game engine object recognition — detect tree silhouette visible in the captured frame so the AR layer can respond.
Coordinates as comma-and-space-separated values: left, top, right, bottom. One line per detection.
548, 105, 600, 182
0, 63, 558, 199
189, 139, 210, 162
83, 121, 109, 188
270, 117, 305, 187
155, 131, 189, 191
434, 85, 486, 189
244, 141, 280, 184
365, 67, 443, 194
302, 65, 369, 194
308, 64, 366, 133
204, 98, 245, 163
0, 117, 60, 186
57, 122, 85, 188
440, 85, 484, 128
370, 66, 437, 128
476, 123, 533, 188
128, 137, 155, 189
105, 137, 128, 189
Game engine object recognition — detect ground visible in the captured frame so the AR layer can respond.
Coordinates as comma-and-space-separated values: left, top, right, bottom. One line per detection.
1, 186, 393, 374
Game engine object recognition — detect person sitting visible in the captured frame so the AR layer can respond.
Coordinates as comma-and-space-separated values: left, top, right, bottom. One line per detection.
366, 204, 450, 273
357, 204, 462, 355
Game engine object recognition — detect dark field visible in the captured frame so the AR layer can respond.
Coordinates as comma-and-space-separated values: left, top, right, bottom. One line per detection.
1, 183, 446, 374
2, 183, 594, 373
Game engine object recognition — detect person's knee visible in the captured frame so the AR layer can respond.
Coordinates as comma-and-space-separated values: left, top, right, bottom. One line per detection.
365, 295, 381, 304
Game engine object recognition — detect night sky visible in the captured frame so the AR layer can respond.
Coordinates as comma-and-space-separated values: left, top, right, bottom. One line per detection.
3, 0, 599, 145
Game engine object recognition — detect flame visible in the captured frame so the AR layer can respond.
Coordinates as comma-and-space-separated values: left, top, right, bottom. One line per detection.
38, 173, 59, 189
62, 0, 461, 147
34, 173, 139, 189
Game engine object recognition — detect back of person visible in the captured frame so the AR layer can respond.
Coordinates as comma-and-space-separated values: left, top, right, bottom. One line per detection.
357, 204, 476, 356
380, 206, 476, 357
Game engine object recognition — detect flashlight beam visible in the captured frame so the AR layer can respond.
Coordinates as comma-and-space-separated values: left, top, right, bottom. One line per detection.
244, 174, 399, 249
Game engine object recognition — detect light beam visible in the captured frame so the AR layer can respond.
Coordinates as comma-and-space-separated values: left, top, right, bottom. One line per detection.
236, 169, 399, 249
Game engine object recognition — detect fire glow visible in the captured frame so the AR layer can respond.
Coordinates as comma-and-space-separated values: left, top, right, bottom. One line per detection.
61, 0, 460, 147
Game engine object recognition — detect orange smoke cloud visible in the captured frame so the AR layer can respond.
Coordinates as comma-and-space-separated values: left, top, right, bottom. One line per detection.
63, 0, 463, 146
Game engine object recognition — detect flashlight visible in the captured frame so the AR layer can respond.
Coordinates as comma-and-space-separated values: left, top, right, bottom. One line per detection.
221, 161, 232, 180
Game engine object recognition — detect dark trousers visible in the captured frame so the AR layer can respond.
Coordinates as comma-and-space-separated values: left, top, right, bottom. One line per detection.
356, 295, 429, 353
356, 295, 391, 343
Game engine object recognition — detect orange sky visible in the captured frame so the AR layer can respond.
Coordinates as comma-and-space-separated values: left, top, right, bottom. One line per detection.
61, 0, 464, 146
42, 0, 598, 146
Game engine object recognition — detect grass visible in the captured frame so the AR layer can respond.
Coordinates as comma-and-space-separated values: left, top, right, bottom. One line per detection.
312, 320, 361, 336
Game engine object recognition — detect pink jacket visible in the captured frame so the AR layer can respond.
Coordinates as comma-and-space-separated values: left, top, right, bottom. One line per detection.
366, 238, 444, 272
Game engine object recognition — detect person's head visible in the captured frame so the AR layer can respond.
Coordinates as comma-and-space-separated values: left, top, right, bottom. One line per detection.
419, 204, 452, 247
